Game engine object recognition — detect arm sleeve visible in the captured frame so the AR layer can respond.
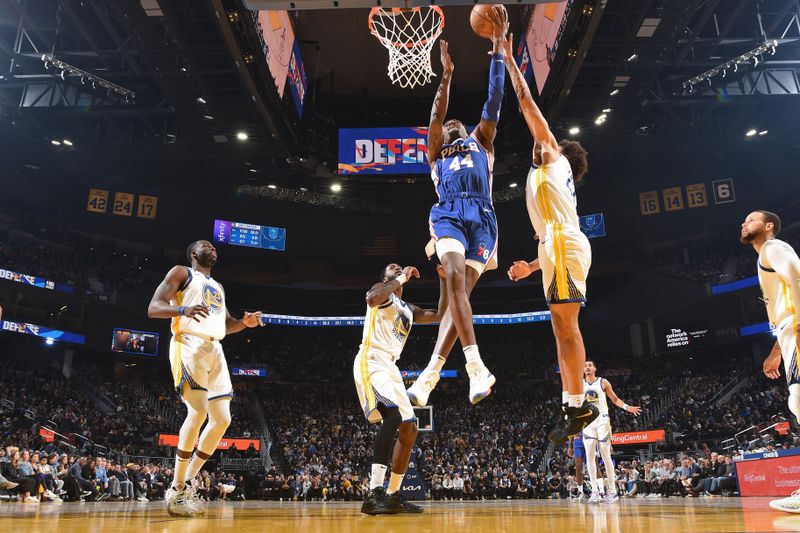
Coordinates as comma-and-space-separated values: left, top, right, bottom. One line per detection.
481, 54, 506, 122
763, 242, 800, 316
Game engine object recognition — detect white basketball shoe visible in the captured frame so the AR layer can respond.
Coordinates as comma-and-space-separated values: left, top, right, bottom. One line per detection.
466, 361, 495, 404
165, 483, 199, 517
770, 489, 800, 513
407, 368, 440, 407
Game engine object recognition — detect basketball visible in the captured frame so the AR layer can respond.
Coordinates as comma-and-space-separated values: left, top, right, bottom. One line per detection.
470, 4, 505, 39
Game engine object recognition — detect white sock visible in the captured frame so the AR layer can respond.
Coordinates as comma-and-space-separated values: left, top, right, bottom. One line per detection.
426, 353, 446, 373
561, 391, 569, 405
173, 456, 190, 489
370, 464, 387, 490
568, 394, 583, 408
186, 453, 208, 482
386, 472, 404, 495
464, 345, 481, 365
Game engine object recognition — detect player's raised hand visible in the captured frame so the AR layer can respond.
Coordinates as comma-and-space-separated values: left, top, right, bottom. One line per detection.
242, 311, 264, 328
440, 40, 453, 74
402, 266, 420, 282
183, 304, 210, 322
508, 259, 540, 281
489, 5, 509, 39
502, 32, 514, 58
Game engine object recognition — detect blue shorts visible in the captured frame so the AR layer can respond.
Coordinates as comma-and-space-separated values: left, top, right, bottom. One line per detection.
573, 435, 585, 460
429, 193, 498, 270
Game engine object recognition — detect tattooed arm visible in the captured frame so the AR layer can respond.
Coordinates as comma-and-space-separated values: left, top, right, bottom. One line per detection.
502, 33, 558, 155
429, 40, 454, 165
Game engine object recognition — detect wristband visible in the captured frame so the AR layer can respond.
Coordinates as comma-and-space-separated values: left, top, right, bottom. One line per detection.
178, 306, 186, 317
396, 274, 408, 285
623, 403, 629, 411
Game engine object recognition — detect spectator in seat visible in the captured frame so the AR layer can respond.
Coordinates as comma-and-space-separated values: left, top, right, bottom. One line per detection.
452, 472, 465, 500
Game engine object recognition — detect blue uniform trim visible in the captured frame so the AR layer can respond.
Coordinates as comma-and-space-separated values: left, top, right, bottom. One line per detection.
572, 436, 585, 460
176, 363, 207, 396
209, 392, 234, 401
438, 192, 492, 203
402, 417, 419, 424
179, 267, 193, 292
758, 261, 775, 272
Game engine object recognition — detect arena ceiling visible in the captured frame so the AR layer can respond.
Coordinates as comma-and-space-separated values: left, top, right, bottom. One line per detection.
0, 0, 798, 203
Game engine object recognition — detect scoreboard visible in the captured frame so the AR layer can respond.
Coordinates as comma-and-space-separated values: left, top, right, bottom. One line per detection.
213, 220, 286, 251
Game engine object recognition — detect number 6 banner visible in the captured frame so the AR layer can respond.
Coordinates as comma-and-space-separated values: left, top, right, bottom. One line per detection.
712, 179, 736, 204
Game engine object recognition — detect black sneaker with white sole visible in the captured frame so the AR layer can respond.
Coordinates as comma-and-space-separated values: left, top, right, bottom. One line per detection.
387, 491, 424, 513
361, 487, 400, 515
548, 401, 600, 445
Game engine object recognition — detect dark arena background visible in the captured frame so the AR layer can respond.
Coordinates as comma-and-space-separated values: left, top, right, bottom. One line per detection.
1, 0, 800, 531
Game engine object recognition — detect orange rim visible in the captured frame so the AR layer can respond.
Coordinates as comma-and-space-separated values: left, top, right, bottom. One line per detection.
368, 6, 445, 50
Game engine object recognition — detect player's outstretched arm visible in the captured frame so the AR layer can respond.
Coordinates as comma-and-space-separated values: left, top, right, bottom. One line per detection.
366, 266, 420, 308
147, 266, 209, 322
412, 264, 449, 324
508, 259, 541, 282
603, 380, 642, 416
225, 307, 264, 335
474, 5, 509, 153
428, 40, 454, 165
501, 34, 558, 151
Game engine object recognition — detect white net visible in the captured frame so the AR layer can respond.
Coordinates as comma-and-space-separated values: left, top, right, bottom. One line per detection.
368, 7, 445, 89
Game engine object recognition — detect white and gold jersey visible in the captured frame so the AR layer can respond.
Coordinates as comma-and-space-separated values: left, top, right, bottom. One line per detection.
758, 239, 800, 327
170, 267, 227, 341
525, 155, 580, 238
584, 377, 609, 416
357, 293, 413, 362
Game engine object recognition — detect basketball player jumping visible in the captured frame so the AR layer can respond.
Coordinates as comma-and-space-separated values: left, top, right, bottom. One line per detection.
148, 240, 263, 516
739, 211, 800, 513
356, 263, 448, 515
407, 6, 508, 407
581, 360, 641, 503
501, 33, 598, 444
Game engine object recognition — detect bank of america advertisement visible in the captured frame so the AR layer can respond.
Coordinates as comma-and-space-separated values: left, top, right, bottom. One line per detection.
338, 126, 430, 175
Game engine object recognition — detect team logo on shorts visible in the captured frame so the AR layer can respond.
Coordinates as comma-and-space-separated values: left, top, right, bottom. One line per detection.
585, 389, 599, 403
392, 313, 411, 341
477, 242, 490, 261
202, 284, 223, 313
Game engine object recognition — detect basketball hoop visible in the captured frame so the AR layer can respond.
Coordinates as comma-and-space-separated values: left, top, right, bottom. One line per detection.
368, 7, 445, 89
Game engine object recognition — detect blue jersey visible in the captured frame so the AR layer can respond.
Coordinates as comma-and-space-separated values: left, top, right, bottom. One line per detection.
431, 134, 493, 200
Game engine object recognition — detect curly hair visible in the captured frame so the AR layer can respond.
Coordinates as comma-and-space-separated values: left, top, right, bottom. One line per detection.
559, 140, 589, 182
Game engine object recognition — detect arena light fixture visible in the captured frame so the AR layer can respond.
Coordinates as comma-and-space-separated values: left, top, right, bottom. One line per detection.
627, 53, 638, 62
331, 183, 342, 193
203, 115, 214, 120
609, 89, 619, 96
40, 54, 135, 101
268, 184, 277, 189
745, 129, 757, 137
758, 130, 768, 136
196, 97, 207, 104
568, 127, 580, 135
682, 40, 779, 92
602, 108, 611, 113
45, 338, 54, 346
50, 140, 61, 146
509, 182, 518, 188
236, 131, 248, 141
62, 139, 73, 146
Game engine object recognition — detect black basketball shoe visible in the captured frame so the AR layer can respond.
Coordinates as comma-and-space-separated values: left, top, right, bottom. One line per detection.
387, 491, 424, 513
361, 487, 400, 515
548, 401, 600, 445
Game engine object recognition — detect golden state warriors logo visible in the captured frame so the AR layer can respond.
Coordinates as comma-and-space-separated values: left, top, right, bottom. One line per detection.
392, 312, 411, 342
585, 389, 599, 404
202, 284, 223, 314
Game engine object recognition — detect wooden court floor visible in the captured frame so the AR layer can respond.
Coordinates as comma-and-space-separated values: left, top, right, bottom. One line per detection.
1, 498, 798, 533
